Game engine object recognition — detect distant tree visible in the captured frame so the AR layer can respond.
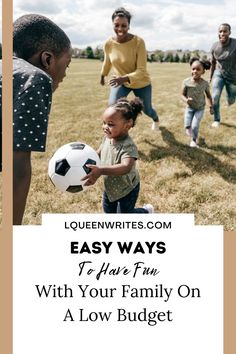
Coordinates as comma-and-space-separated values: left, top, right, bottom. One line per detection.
181, 53, 187, 63
150, 53, 156, 62
185, 52, 191, 63
147, 53, 156, 62
85, 46, 94, 59
164, 52, 174, 63
154, 50, 164, 63
158, 52, 165, 63
174, 53, 180, 63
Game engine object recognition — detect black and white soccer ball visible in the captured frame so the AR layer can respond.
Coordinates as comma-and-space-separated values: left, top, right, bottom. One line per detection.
48, 142, 100, 193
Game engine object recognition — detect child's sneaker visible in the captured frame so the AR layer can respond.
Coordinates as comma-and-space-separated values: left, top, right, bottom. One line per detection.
151, 121, 159, 131
185, 127, 192, 136
190, 140, 199, 148
211, 121, 220, 127
143, 204, 154, 213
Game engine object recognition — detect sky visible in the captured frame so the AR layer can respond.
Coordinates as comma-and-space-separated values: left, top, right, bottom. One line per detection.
12, 0, 236, 51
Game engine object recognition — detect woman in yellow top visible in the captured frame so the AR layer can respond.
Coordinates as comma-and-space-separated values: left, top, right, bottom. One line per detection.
100, 7, 159, 130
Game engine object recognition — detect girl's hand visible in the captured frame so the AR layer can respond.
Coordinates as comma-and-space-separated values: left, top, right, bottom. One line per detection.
82, 164, 101, 186
186, 97, 193, 104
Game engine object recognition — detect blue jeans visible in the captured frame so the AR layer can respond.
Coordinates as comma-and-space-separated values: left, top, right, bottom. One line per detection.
108, 84, 159, 122
103, 183, 148, 213
184, 107, 204, 141
212, 70, 236, 122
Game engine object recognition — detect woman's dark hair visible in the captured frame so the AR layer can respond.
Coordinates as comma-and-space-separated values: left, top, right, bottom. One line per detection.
112, 7, 132, 24
112, 97, 143, 126
189, 56, 211, 70
13, 14, 71, 60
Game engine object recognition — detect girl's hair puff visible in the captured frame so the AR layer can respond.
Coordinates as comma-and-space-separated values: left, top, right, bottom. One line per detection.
189, 56, 211, 70
112, 97, 143, 126
112, 7, 132, 24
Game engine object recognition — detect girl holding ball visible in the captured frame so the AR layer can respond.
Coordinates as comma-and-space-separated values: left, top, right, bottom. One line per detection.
83, 97, 154, 214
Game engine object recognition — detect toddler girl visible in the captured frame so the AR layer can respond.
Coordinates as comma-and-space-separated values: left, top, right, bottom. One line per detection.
83, 97, 154, 213
182, 57, 213, 147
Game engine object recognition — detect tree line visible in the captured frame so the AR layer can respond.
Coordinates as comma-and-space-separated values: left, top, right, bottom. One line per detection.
0, 44, 207, 63
72, 46, 209, 63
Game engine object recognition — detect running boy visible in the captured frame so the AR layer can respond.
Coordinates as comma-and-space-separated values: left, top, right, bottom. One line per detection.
13, 14, 72, 224
182, 57, 213, 148
83, 97, 154, 213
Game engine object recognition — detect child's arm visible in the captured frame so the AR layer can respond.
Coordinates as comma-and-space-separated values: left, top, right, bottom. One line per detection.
13, 151, 32, 224
205, 87, 214, 114
82, 157, 135, 186
181, 85, 193, 105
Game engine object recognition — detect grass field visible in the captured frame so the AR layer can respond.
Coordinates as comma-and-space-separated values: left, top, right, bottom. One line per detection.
23, 59, 236, 229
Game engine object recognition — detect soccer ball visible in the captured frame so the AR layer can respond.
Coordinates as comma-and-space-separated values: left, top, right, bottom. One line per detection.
48, 142, 100, 193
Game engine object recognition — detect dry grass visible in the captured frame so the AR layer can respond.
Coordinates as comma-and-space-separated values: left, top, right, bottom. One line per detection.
23, 59, 236, 230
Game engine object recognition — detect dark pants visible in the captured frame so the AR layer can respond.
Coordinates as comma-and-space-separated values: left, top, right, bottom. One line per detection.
103, 183, 148, 213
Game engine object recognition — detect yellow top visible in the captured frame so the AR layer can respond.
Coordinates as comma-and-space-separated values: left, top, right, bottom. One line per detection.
101, 35, 151, 89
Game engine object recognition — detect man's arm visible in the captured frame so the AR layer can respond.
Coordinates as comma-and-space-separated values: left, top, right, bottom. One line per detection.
209, 55, 216, 82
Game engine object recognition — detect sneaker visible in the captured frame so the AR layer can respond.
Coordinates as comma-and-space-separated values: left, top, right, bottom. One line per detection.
190, 140, 199, 148
143, 204, 154, 213
151, 121, 159, 131
212, 121, 220, 127
185, 127, 192, 136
